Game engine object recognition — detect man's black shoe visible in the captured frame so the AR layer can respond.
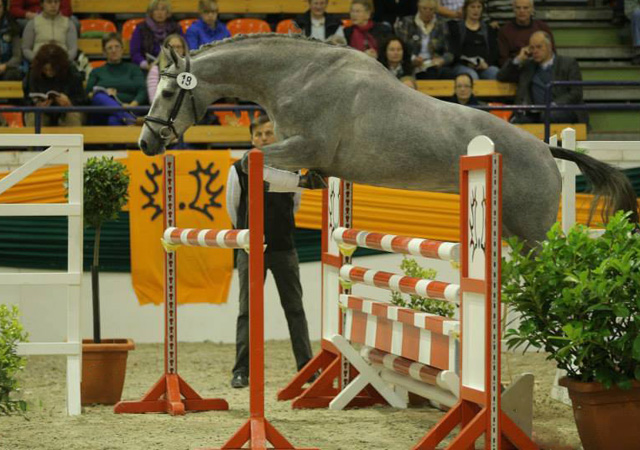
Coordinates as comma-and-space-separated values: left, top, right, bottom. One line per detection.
231, 373, 249, 388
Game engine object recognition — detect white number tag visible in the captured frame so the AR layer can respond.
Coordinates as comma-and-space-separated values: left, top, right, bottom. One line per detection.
176, 72, 197, 90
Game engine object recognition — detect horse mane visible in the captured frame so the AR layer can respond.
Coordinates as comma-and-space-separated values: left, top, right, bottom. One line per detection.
190, 32, 340, 57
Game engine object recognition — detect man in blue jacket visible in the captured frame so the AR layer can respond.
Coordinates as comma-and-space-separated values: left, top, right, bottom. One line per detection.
185, 0, 231, 51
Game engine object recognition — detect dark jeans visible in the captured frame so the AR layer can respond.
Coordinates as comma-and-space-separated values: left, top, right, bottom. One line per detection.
232, 248, 313, 376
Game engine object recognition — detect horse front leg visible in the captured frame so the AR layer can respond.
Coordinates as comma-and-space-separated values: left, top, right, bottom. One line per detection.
260, 135, 330, 171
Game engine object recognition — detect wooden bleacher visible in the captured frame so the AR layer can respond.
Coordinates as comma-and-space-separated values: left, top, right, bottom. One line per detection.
72, 0, 351, 14
0, 123, 586, 144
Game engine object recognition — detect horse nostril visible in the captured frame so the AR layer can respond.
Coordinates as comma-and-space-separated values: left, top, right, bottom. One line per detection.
140, 139, 148, 152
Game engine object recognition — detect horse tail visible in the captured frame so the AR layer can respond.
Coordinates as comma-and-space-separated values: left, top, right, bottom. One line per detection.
549, 146, 639, 224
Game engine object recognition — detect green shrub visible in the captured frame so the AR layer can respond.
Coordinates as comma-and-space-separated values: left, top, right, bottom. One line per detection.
0, 304, 28, 415
502, 211, 640, 389
390, 257, 456, 318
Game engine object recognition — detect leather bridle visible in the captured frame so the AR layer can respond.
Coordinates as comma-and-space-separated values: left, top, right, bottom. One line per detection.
143, 55, 200, 144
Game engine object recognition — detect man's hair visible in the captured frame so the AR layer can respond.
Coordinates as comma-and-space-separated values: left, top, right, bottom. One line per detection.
351, 0, 374, 13
198, 0, 218, 12
531, 30, 553, 46
418, 0, 438, 8
147, 0, 172, 15
102, 32, 123, 50
250, 114, 272, 136
455, 73, 474, 88
512, 0, 533, 8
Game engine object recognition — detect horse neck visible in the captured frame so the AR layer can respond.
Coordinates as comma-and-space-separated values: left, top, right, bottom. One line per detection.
193, 40, 304, 108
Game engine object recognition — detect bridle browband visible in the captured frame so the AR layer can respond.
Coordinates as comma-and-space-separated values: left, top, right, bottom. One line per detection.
143, 55, 200, 144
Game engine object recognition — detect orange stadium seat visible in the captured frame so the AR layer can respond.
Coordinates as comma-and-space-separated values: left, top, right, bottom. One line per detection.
276, 19, 301, 34
0, 108, 24, 128
213, 105, 260, 127
226, 18, 271, 37
342, 19, 352, 27
122, 18, 144, 41
488, 102, 513, 122
179, 18, 198, 34
79, 18, 117, 38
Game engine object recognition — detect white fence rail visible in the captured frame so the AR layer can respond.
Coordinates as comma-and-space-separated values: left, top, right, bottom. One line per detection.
0, 134, 83, 416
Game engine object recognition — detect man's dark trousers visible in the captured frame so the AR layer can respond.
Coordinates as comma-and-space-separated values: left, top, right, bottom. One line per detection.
232, 248, 313, 376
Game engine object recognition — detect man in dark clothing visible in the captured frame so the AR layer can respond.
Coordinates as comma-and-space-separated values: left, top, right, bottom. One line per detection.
497, 30, 587, 124
497, 0, 554, 65
226, 115, 314, 389
294, 0, 343, 41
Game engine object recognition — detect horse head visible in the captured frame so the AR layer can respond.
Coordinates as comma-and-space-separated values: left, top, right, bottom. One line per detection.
139, 46, 207, 155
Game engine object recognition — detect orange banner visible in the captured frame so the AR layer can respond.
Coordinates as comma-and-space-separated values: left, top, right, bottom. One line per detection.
127, 150, 232, 305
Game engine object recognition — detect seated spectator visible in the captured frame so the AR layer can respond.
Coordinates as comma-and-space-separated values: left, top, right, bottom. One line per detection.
147, 33, 188, 100
372, 0, 416, 28
344, 0, 392, 58
0, 1, 24, 80
497, 0, 553, 66
438, 0, 463, 19
294, 0, 343, 41
130, 0, 182, 71
21, 0, 77, 62
446, 0, 500, 80
378, 36, 413, 78
497, 31, 587, 124
450, 73, 484, 105
395, 0, 452, 79
185, 0, 230, 51
627, 0, 640, 65
400, 74, 418, 89
86, 33, 146, 126
23, 43, 84, 126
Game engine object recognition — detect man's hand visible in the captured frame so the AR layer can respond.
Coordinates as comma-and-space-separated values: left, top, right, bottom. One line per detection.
298, 171, 327, 190
516, 46, 531, 64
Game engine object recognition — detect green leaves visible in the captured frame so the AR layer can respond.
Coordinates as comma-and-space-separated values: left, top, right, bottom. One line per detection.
503, 211, 640, 389
390, 256, 456, 318
0, 304, 28, 415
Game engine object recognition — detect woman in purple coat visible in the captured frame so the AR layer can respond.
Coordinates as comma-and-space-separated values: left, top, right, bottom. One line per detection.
130, 0, 182, 71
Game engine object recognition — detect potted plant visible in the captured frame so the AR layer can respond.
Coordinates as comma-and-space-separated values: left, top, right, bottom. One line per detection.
0, 304, 28, 415
66, 156, 134, 405
502, 211, 640, 450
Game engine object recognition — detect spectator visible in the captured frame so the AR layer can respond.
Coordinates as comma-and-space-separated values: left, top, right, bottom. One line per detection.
294, 0, 343, 41
372, 0, 416, 28
130, 0, 182, 71
21, 0, 77, 62
438, 0, 463, 19
86, 33, 146, 126
627, 0, 640, 64
9, 0, 71, 20
147, 33, 188, 101
497, 31, 587, 124
344, 0, 392, 58
395, 0, 452, 79
0, 0, 24, 80
23, 43, 84, 126
227, 114, 314, 389
497, 0, 553, 66
446, 0, 500, 80
450, 72, 484, 105
378, 36, 414, 78
185, 0, 230, 51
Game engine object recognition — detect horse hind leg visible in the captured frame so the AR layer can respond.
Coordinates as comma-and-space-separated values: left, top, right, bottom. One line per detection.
503, 203, 558, 252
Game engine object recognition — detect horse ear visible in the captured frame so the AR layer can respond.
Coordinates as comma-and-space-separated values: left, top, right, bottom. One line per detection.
160, 45, 174, 65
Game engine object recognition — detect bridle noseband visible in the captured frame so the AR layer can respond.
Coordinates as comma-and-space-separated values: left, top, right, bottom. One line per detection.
144, 55, 200, 144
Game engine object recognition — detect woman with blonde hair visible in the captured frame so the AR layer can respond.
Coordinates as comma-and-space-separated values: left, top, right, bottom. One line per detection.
130, 0, 182, 70
146, 33, 188, 101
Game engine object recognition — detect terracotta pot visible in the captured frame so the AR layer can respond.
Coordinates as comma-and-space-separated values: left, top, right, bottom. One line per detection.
81, 339, 135, 405
559, 376, 640, 450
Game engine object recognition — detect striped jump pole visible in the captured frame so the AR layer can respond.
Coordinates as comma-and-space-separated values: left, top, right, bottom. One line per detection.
115, 154, 229, 416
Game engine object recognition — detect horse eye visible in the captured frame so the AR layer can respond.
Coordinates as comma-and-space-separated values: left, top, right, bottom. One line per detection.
162, 90, 174, 98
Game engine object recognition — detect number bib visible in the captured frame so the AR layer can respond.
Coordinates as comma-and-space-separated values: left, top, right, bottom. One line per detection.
176, 72, 197, 90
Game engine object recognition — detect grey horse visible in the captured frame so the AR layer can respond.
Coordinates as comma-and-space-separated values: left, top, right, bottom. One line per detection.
139, 34, 638, 246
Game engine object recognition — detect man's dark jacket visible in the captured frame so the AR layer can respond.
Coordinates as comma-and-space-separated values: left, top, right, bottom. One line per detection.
497, 54, 588, 123
293, 11, 342, 39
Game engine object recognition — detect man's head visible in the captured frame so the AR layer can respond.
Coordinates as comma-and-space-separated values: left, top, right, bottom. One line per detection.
513, 0, 533, 26
309, 0, 328, 19
454, 73, 474, 104
528, 31, 553, 64
417, 0, 437, 23
250, 115, 276, 148
199, 0, 219, 27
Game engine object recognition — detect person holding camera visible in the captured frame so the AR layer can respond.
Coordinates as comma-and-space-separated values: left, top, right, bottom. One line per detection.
497, 30, 586, 124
